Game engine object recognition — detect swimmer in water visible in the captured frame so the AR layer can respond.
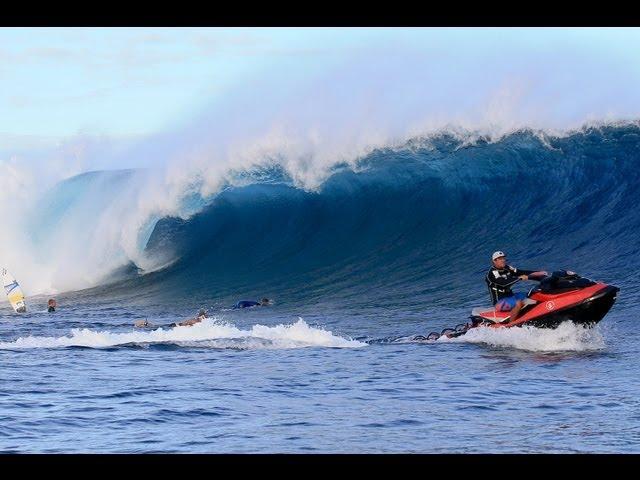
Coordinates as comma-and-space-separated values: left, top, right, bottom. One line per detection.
233, 298, 271, 309
175, 309, 208, 326
134, 309, 208, 328
47, 298, 57, 313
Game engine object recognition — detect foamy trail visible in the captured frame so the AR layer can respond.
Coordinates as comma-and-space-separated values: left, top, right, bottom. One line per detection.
0, 317, 365, 350
443, 321, 606, 352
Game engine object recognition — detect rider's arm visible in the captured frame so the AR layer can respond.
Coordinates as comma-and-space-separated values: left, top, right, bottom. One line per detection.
512, 267, 535, 277
514, 268, 549, 280
512, 265, 552, 280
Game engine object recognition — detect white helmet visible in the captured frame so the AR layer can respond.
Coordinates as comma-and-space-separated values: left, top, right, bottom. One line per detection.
492, 251, 506, 261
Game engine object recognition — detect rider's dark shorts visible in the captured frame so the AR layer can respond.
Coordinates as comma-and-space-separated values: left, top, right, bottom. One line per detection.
496, 292, 526, 312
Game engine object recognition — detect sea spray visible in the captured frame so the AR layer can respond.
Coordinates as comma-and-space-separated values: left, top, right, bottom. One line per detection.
446, 321, 606, 352
0, 317, 366, 350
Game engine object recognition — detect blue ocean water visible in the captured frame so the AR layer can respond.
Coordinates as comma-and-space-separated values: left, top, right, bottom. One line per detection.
1, 125, 639, 453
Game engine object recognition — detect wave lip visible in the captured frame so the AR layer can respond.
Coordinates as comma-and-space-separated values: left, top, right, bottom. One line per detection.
0, 318, 366, 351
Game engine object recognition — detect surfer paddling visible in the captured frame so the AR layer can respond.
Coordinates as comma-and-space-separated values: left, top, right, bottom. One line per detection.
134, 309, 208, 328
175, 309, 208, 326
232, 298, 271, 309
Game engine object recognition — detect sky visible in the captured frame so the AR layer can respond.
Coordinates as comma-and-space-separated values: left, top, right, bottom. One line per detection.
1, 27, 639, 152
0, 27, 381, 146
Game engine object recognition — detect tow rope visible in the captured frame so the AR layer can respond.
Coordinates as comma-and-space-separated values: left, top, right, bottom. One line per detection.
414, 318, 491, 341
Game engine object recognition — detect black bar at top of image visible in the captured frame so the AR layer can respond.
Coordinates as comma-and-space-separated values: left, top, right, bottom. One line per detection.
0, 4, 638, 27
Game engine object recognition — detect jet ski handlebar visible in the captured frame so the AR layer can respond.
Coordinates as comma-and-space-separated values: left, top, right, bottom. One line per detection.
527, 270, 581, 296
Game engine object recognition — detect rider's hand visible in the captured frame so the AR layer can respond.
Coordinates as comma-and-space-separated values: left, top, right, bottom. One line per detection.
519, 275, 528, 280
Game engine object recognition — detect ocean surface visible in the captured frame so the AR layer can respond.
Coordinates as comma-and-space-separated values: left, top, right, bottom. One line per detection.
1, 125, 639, 453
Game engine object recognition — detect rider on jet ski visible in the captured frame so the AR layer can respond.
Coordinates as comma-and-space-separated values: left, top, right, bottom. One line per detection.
486, 251, 547, 322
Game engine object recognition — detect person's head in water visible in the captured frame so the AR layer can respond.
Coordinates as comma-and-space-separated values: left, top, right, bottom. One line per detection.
47, 298, 57, 313
492, 251, 507, 269
259, 298, 271, 306
197, 309, 207, 319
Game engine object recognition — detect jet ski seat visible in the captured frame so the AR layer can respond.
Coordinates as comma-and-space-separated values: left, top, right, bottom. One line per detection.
471, 298, 537, 317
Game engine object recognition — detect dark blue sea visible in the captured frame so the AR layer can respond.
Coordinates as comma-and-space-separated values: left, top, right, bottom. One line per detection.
1, 125, 639, 453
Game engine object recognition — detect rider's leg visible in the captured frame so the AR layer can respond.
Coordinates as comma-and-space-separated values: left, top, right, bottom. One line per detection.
493, 296, 522, 323
509, 300, 524, 321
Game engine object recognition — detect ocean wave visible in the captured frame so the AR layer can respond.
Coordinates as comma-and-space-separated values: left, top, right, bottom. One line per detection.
6, 123, 639, 306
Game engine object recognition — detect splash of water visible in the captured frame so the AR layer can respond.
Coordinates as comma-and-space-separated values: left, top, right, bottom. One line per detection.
445, 322, 606, 352
0, 317, 366, 350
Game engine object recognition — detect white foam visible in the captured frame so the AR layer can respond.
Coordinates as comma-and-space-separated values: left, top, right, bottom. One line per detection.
0, 317, 366, 350
443, 321, 605, 352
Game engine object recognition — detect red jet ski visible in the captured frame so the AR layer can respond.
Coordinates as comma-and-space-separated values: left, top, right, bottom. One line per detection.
424, 271, 619, 341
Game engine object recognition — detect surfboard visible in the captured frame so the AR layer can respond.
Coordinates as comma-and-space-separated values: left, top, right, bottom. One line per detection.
2, 268, 26, 313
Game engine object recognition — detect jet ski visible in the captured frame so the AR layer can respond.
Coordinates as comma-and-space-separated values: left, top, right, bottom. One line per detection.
422, 271, 619, 341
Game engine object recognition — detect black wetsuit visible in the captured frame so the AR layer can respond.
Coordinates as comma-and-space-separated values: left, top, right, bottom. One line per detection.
233, 300, 261, 309
485, 265, 536, 305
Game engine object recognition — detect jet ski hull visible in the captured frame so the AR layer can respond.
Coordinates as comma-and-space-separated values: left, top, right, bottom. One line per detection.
521, 285, 618, 328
